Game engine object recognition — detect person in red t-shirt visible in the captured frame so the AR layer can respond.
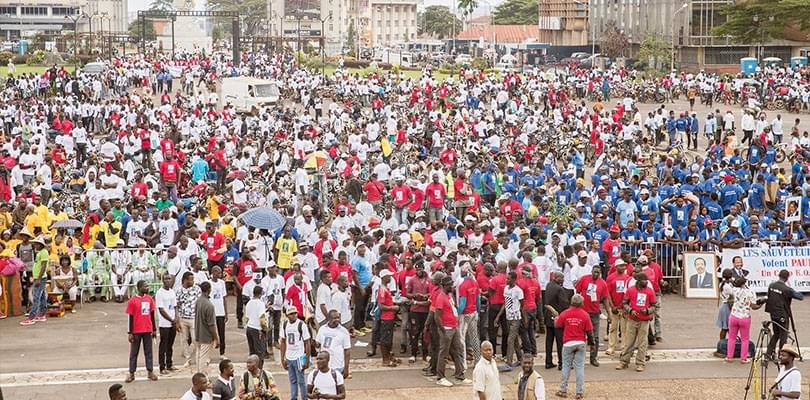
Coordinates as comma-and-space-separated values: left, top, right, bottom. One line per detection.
377, 270, 399, 367
516, 266, 542, 356
362, 173, 386, 206
405, 263, 431, 362
212, 141, 228, 192
159, 154, 182, 202
574, 265, 611, 366
390, 176, 412, 225
487, 263, 508, 357
456, 264, 480, 365
605, 261, 631, 355
617, 273, 658, 372
125, 280, 158, 382
601, 224, 622, 269
554, 294, 594, 398
424, 174, 446, 224
200, 222, 226, 269
433, 276, 467, 385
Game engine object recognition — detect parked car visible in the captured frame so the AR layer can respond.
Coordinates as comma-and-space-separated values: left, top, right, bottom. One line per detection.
454, 54, 472, 65
81, 62, 108, 75
493, 62, 513, 74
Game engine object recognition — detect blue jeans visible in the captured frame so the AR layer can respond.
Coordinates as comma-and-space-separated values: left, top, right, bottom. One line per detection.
30, 278, 47, 318
560, 343, 586, 395
286, 358, 308, 400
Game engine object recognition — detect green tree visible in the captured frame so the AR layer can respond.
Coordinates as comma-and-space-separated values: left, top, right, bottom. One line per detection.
206, 0, 267, 37
599, 20, 629, 58
637, 34, 671, 70
149, 0, 174, 11
128, 19, 156, 41
346, 20, 356, 56
712, 0, 805, 43
492, 0, 538, 25
418, 6, 462, 39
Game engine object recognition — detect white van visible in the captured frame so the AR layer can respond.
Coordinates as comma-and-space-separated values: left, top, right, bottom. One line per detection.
219, 77, 281, 113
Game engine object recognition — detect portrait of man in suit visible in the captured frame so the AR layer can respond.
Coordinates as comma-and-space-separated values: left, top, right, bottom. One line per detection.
689, 257, 714, 289
730, 256, 749, 279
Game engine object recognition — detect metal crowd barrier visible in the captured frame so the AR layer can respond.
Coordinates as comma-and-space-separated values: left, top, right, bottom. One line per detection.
77, 247, 167, 306
619, 239, 800, 282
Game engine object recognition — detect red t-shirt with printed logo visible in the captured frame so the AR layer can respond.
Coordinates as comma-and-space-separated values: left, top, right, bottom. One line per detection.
126, 294, 156, 334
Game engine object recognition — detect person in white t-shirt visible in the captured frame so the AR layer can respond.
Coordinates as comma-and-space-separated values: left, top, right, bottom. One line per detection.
245, 285, 268, 367
331, 275, 352, 330
315, 270, 334, 326
209, 266, 229, 359
180, 373, 212, 400
315, 310, 352, 377
306, 351, 346, 400
281, 307, 311, 400
771, 346, 802, 400
155, 274, 178, 374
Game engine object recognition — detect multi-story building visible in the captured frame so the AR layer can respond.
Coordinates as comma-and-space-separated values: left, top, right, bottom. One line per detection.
586, 0, 810, 70
0, 0, 127, 42
365, 0, 418, 47
538, 0, 587, 47
268, 0, 349, 56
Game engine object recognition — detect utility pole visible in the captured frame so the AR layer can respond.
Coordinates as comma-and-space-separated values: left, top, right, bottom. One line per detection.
64, 12, 86, 72
670, 3, 687, 71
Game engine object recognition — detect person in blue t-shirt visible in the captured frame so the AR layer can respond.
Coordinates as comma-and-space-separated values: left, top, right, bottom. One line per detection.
615, 190, 638, 228
719, 176, 743, 213
721, 220, 745, 248
661, 195, 697, 232
636, 189, 657, 224
699, 219, 720, 251
748, 174, 767, 211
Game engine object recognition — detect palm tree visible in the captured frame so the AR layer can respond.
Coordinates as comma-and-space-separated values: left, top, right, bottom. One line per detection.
457, 0, 478, 28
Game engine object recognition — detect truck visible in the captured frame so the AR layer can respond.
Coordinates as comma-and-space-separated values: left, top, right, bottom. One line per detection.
218, 76, 281, 113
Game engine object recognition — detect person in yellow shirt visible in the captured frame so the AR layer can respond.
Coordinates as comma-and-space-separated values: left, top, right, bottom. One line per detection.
82, 214, 102, 250
218, 215, 236, 241
205, 189, 222, 221
0, 230, 19, 257
98, 212, 123, 249
0, 203, 12, 233
49, 233, 70, 262
274, 226, 297, 269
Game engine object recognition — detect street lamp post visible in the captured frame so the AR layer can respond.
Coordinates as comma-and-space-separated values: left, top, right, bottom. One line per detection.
320, 11, 332, 79
65, 12, 87, 72
671, 3, 688, 71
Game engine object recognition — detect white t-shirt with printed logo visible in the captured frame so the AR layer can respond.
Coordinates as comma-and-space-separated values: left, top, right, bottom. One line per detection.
210, 279, 227, 317
155, 287, 176, 328
283, 319, 311, 361
503, 285, 524, 321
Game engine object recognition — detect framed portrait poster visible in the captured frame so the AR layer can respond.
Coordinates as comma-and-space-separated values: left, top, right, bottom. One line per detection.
683, 252, 718, 299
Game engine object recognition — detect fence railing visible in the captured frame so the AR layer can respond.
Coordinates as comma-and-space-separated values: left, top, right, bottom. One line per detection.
619, 240, 802, 281
77, 247, 168, 305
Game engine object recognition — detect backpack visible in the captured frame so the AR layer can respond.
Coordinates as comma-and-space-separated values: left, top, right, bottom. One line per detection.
311, 369, 338, 388
241, 370, 278, 400
282, 319, 305, 343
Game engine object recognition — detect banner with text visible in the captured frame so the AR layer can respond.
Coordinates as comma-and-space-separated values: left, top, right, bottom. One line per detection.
720, 246, 810, 293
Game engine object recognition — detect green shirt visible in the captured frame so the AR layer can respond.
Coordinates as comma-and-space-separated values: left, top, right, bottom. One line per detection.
155, 199, 173, 211
33, 249, 49, 279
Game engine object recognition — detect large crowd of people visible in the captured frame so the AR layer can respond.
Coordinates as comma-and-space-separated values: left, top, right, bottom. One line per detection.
0, 48, 808, 400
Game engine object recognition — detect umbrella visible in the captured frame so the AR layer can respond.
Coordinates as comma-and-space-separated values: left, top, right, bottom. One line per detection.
304, 151, 329, 169
238, 207, 287, 231
51, 219, 83, 229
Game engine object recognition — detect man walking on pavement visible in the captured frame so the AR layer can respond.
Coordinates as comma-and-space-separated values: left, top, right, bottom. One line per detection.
554, 294, 593, 399
574, 265, 610, 367
434, 275, 471, 387
125, 280, 158, 382
472, 341, 502, 400
195, 281, 220, 375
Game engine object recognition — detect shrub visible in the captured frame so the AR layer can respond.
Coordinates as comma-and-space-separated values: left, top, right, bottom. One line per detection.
0, 51, 13, 66
26, 50, 46, 65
